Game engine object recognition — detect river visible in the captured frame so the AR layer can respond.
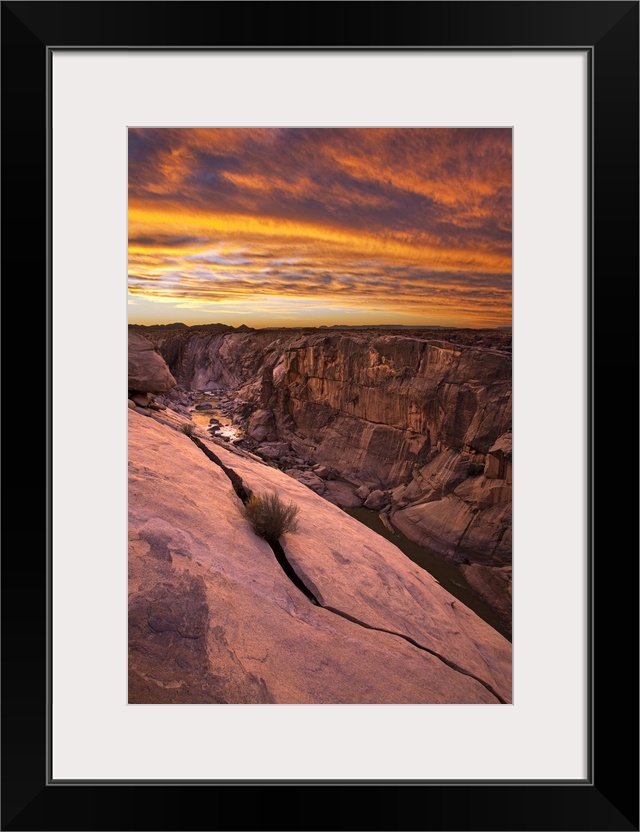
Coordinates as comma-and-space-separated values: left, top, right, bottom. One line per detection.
188, 392, 243, 442
343, 506, 510, 641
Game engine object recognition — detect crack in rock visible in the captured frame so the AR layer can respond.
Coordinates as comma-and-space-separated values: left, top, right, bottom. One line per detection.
186, 431, 505, 704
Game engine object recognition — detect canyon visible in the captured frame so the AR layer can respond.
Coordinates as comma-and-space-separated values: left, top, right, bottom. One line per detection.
128, 326, 512, 704
142, 325, 512, 628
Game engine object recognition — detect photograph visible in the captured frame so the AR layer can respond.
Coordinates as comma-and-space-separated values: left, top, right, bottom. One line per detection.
127, 127, 513, 705
3, 0, 635, 826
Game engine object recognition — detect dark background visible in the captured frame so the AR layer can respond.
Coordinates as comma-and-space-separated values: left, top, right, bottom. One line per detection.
2, 2, 638, 830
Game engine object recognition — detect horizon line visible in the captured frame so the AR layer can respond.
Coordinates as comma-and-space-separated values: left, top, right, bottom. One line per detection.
128, 321, 513, 331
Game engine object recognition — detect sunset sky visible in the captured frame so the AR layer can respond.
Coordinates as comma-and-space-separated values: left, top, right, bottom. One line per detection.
128, 128, 511, 328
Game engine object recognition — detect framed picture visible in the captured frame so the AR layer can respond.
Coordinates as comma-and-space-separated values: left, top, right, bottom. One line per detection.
4, 1, 637, 829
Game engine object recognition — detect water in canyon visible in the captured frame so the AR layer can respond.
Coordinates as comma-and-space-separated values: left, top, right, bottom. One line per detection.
188, 392, 243, 442
344, 506, 510, 641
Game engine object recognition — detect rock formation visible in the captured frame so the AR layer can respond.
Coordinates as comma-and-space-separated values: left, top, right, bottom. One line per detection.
129, 410, 511, 704
136, 326, 512, 632
128, 331, 176, 393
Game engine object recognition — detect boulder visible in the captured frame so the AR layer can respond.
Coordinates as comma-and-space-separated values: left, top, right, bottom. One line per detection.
312, 465, 332, 479
293, 470, 326, 495
322, 481, 363, 508
131, 392, 152, 407
258, 442, 290, 460
364, 489, 387, 511
248, 409, 277, 443
128, 331, 176, 393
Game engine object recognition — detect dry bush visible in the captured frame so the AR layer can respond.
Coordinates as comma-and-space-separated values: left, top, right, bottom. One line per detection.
244, 492, 300, 543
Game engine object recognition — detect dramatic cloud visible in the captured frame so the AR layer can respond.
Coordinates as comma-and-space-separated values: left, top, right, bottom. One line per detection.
128, 128, 511, 327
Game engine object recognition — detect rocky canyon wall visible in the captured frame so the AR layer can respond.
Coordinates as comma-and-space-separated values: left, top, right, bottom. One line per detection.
140, 327, 512, 628
263, 332, 511, 484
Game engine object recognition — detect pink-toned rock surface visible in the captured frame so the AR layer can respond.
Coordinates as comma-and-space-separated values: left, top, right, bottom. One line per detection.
460, 564, 513, 634
210, 439, 512, 703
129, 412, 511, 704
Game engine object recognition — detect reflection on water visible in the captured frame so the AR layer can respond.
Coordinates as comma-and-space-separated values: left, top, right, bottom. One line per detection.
188, 393, 242, 442
344, 506, 510, 641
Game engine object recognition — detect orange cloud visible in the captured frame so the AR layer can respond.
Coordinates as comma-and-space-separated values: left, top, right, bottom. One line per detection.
128, 128, 511, 327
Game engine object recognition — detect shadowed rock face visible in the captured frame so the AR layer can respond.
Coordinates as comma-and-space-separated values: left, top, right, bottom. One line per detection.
129, 571, 272, 704
128, 331, 177, 393
267, 334, 511, 486
140, 327, 512, 629
128, 410, 511, 704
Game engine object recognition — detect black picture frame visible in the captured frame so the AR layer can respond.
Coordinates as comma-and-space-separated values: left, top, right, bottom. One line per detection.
2, 2, 638, 830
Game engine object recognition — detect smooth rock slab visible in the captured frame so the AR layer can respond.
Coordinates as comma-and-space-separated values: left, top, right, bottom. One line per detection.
129, 412, 510, 703
460, 563, 512, 636
210, 440, 512, 703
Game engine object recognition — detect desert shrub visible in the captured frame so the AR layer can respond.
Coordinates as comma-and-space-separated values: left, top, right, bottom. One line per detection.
180, 422, 195, 436
244, 492, 300, 543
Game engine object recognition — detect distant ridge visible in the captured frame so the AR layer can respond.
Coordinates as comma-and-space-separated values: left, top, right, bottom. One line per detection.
129, 322, 510, 333
129, 322, 189, 330
321, 324, 447, 330
129, 322, 254, 333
